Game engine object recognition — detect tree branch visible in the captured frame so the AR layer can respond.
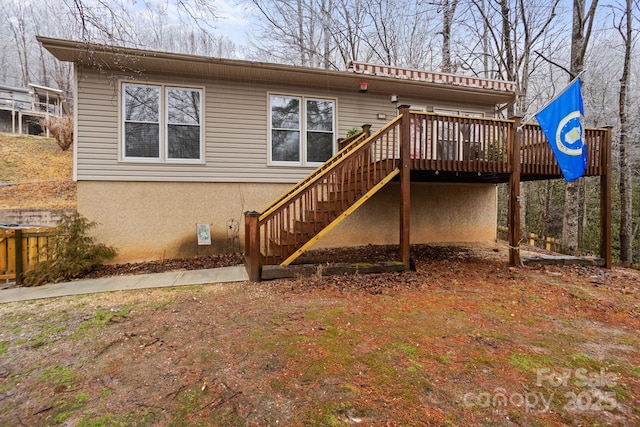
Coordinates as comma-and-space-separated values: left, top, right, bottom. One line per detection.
534, 50, 575, 79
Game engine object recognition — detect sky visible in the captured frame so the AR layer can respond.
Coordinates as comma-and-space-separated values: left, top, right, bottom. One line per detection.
211, 0, 253, 45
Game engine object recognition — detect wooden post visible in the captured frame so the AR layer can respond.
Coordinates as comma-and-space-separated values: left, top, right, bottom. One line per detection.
362, 124, 372, 138
508, 117, 522, 266
244, 211, 261, 282
398, 105, 411, 270
15, 229, 23, 285
600, 126, 613, 268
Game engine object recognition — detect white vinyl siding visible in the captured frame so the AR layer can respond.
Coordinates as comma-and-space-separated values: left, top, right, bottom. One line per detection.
74, 68, 496, 183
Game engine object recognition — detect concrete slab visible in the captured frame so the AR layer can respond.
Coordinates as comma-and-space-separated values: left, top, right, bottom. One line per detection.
0, 266, 249, 303
522, 254, 605, 267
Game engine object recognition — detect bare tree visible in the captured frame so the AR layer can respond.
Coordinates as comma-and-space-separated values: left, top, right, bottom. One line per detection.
3, 1, 34, 86
462, 0, 560, 116
249, 0, 321, 66
249, 0, 440, 69
435, 0, 460, 72
562, 0, 598, 256
614, 0, 635, 264
360, 0, 439, 69
329, 0, 369, 67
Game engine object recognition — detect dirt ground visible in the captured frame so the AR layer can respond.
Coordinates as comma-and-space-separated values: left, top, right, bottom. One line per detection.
1, 244, 639, 426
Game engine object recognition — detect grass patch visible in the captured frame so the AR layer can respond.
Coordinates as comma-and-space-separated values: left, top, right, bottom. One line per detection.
0, 133, 72, 183
77, 411, 156, 426
567, 352, 603, 370
432, 354, 450, 365
39, 365, 77, 391
152, 298, 175, 309
509, 353, 553, 373
72, 304, 134, 339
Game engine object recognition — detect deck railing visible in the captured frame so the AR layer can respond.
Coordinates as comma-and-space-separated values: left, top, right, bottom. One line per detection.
519, 123, 606, 177
245, 108, 612, 280
407, 112, 512, 173
405, 112, 608, 178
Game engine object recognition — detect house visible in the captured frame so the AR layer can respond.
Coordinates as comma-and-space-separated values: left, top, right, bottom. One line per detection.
0, 83, 69, 135
37, 36, 611, 276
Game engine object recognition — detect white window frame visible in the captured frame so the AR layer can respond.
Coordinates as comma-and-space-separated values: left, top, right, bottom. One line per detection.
268, 93, 336, 167
121, 82, 204, 163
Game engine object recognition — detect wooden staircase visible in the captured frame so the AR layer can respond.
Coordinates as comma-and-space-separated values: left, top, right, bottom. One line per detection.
244, 115, 404, 280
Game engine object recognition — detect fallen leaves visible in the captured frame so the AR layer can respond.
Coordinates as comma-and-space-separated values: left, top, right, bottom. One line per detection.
0, 180, 76, 210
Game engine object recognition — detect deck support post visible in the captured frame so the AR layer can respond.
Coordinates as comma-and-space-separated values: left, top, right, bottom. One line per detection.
244, 211, 261, 282
600, 126, 613, 268
362, 124, 372, 138
508, 116, 522, 266
15, 229, 23, 285
399, 105, 411, 270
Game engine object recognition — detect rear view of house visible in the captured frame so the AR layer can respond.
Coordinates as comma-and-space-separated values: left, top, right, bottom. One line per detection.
38, 37, 610, 271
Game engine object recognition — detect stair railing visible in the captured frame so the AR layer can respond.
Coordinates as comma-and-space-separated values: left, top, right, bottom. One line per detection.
259, 125, 371, 220
245, 116, 402, 281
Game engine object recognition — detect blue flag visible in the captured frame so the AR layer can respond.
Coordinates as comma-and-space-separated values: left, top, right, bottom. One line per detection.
535, 78, 587, 181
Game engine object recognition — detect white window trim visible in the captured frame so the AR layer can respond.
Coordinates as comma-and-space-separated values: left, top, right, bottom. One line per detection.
164, 85, 204, 164
120, 81, 204, 164
268, 93, 336, 167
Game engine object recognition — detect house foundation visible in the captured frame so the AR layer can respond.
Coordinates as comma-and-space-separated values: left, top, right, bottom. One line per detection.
77, 181, 497, 263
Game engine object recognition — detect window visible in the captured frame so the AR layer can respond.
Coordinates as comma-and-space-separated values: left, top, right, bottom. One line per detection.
432, 109, 484, 161
270, 95, 335, 165
123, 84, 160, 158
122, 83, 202, 162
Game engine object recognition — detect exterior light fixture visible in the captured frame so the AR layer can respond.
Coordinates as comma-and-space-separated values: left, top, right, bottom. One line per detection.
359, 81, 369, 92
390, 93, 398, 103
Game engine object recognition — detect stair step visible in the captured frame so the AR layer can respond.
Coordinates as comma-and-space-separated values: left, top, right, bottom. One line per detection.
315, 200, 350, 211
257, 159, 399, 266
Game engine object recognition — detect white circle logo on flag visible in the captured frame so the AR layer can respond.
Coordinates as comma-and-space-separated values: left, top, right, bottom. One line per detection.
556, 111, 583, 156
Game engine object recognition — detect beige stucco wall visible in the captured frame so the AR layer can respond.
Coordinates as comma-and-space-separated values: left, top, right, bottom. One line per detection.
78, 181, 497, 263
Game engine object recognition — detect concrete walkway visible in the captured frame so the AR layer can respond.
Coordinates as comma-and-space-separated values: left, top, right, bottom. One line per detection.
0, 266, 249, 303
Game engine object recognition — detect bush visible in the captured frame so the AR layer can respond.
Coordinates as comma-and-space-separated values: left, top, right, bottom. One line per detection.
346, 127, 361, 138
41, 114, 74, 151
23, 212, 117, 286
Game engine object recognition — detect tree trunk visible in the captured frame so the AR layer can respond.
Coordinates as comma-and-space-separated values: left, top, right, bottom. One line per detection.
618, 0, 633, 265
541, 180, 552, 239
563, 0, 598, 255
297, 0, 307, 66
440, 0, 459, 72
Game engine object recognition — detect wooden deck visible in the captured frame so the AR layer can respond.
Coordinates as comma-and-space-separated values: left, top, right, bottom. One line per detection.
0, 84, 68, 135
245, 107, 612, 281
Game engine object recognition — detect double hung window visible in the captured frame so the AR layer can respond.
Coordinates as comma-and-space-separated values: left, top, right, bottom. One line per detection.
270, 95, 335, 166
123, 83, 202, 162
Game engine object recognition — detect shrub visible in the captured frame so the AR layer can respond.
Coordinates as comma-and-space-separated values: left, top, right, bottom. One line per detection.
41, 114, 74, 151
346, 127, 361, 138
23, 212, 117, 286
